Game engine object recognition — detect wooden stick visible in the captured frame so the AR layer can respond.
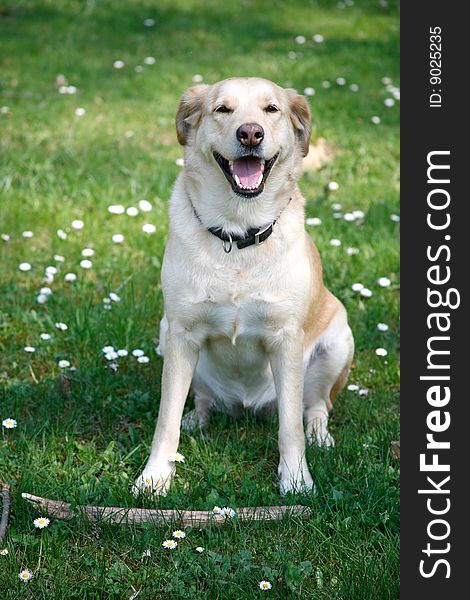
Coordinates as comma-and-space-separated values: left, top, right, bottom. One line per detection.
0, 481, 11, 544
21, 493, 310, 527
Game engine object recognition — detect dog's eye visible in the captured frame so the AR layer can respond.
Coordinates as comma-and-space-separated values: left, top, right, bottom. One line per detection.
214, 105, 232, 114
265, 104, 279, 113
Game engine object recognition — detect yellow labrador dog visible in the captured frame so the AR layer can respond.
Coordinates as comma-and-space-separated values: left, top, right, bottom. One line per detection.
134, 77, 354, 496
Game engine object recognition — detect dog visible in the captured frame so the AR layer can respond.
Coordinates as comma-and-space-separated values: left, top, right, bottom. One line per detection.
133, 77, 354, 496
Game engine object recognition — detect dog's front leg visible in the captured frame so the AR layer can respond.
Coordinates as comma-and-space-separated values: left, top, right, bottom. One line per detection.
269, 328, 314, 495
133, 328, 199, 496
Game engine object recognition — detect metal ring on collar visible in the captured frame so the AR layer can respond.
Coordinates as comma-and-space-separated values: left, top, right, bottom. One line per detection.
222, 234, 233, 253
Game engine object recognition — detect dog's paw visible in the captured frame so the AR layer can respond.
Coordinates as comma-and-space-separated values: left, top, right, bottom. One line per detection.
278, 460, 315, 496
305, 418, 335, 448
181, 408, 208, 432
132, 464, 175, 497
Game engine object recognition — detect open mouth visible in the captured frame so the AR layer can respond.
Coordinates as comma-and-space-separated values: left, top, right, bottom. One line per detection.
213, 151, 279, 198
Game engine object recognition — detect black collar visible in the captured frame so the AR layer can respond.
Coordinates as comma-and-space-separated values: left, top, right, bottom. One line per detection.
187, 193, 290, 253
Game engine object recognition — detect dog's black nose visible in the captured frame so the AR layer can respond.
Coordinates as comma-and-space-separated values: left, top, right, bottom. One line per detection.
236, 123, 265, 147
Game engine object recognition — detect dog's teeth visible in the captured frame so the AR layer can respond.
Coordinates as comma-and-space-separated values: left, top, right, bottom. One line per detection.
229, 160, 234, 172
234, 174, 241, 186
256, 174, 263, 187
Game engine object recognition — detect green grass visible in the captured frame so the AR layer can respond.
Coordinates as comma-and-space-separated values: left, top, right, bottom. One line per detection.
0, 0, 399, 597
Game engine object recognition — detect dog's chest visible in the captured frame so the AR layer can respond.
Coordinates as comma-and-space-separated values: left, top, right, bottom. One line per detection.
186, 263, 297, 345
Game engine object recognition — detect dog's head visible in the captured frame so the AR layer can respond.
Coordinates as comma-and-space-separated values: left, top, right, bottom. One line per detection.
176, 77, 311, 200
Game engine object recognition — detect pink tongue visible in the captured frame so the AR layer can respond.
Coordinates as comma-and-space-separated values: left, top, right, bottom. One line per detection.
232, 157, 262, 188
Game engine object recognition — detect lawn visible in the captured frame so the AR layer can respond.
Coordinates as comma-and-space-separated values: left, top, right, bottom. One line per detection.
0, 0, 400, 598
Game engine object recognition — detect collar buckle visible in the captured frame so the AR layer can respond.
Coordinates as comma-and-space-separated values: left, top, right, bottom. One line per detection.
254, 224, 271, 245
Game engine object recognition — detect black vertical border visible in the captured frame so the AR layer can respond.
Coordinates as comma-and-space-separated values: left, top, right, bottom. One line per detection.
401, 3, 468, 597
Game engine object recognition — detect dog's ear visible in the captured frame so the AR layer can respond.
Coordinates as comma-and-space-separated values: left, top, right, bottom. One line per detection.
176, 85, 209, 145
286, 89, 311, 157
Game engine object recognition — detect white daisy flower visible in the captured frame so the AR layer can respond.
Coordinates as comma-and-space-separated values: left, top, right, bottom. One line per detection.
377, 323, 389, 332
137, 355, 149, 363
313, 34, 324, 43
305, 217, 321, 226
18, 569, 33, 582
384, 98, 395, 108
112, 234, 125, 244
352, 210, 365, 219
221, 507, 236, 518
108, 204, 125, 215
192, 74, 204, 83
71, 219, 84, 230
212, 506, 222, 514
303, 87, 315, 96
371, 116, 381, 125
102, 346, 115, 353
113, 60, 125, 69
322, 80, 331, 88
172, 530, 186, 539
343, 212, 356, 222
142, 223, 156, 234
64, 272, 77, 282
143, 18, 155, 27
132, 349, 144, 357
117, 349, 128, 357
331, 203, 342, 210
40, 333, 51, 340
1, 234, 10, 241
55, 322, 68, 331
108, 362, 119, 371
259, 580, 272, 590
126, 207, 139, 216
351, 282, 364, 292
144, 56, 156, 65
80, 259, 92, 269
81, 248, 94, 257
75, 108, 86, 117
168, 452, 185, 463
2, 418, 17, 429
33, 517, 50, 529
336, 77, 346, 86
57, 229, 68, 240
105, 351, 119, 361
377, 277, 391, 287
347, 384, 359, 391
350, 83, 359, 92
109, 292, 121, 302
359, 388, 369, 396
22, 230, 34, 238
328, 181, 339, 191
330, 239, 341, 247
345, 247, 359, 256
58, 360, 71, 368
295, 35, 306, 44
45, 266, 57, 276
40, 287, 52, 296
195, 547, 204, 553
37, 294, 48, 304
162, 539, 177, 550
19, 262, 32, 272
24, 346, 36, 353
382, 76, 392, 85
0, 548, 9, 555
390, 214, 400, 222
376, 348, 388, 357
138, 199, 152, 212
360, 288, 373, 297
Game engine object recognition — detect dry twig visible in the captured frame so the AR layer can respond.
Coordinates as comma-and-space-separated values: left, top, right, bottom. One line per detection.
22, 492, 310, 527
0, 481, 11, 544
